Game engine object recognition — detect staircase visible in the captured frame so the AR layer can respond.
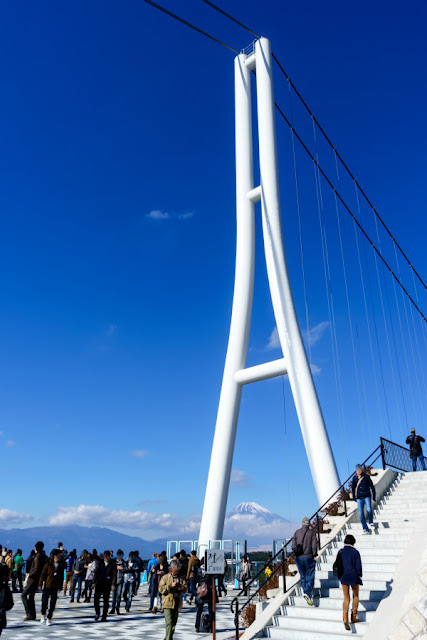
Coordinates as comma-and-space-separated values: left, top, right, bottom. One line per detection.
263, 470, 427, 639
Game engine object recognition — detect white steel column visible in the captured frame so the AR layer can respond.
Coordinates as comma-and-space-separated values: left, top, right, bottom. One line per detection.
198, 54, 255, 549
254, 37, 340, 505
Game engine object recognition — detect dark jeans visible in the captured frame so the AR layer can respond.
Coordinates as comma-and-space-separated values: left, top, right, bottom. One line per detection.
217, 575, 226, 596
84, 579, 93, 601
188, 577, 197, 598
412, 453, 426, 471
12, 570, 23, 592
150, 577, 158, 609
357, 497, 373, 531
71, 575, 83, 601
133, 572, 140, 594
41, 587, 58, 619
295, 556, 316, 597
196, 600, 213, 631
124, 581, 134, 610
21, 581, 38, 618
94, 584, 111, 620
110, 582, 123, 612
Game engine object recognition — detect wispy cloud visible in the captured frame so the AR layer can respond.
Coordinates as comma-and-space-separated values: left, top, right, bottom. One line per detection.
310, 364, 321, 376
132, 449, 148, 459
231, 469, 251, 488
266, 327, 280, 350
48, 504, 200, 535
0, 509, 31, 526
138, 498, 166, 506
105, 323, 117, 338
5, 440, 16, 448
303, 321, 330, 346
178, 211, 195, 220
146, 210, 170, 220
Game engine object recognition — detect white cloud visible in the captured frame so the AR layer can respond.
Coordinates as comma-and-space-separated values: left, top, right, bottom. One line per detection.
178, 211, 195, 220
303, 321, 330, 346
310, 364, 321, 375
0, 509, 31, 526
266, 327, 280, 350
146, 210, 170, 220
132, 449, 147, 459
230, 469, 251, 488
48, 505, 200, 535
5, 440, 16, 448
225, 514, 295, 539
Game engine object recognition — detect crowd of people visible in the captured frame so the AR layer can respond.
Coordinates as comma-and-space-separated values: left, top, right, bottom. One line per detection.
0, 542, 230, 638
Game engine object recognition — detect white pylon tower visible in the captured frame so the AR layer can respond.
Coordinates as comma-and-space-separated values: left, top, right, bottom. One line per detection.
198, 38, 340, 550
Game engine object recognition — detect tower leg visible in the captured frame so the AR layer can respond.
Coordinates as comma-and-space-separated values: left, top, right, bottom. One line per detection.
255, 37, 340, 506
198, 54, 255, 549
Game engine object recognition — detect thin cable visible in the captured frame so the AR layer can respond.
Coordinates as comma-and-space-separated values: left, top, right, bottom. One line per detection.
274, 102, 427, 323
142, 0, 239, 53
199, 0, 426, 292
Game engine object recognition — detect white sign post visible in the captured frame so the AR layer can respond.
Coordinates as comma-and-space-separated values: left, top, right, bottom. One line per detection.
204, 549, 225, 639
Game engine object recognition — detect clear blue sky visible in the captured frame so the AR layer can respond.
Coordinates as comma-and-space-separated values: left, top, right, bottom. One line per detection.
1, 0, 426, 540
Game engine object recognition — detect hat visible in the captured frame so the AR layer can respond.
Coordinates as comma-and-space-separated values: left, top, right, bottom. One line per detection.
302, 517, 310, 526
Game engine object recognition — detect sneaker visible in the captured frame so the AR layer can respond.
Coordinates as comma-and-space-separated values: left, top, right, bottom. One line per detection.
46, 619, 52, 626
94, 614, 100, 621
23, 615, 35, 621
40, 615, 46, 624
304, 594, 314, 606
362, 530, 370, 535
369, 523, 376, 530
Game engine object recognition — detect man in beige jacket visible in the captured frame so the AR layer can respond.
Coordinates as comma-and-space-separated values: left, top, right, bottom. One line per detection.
159, 559, 187, 640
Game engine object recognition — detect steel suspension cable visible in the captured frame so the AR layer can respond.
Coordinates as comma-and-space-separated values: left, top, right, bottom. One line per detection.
199, 0, 426, 292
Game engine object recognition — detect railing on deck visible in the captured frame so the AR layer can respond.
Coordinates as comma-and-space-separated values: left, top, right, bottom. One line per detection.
230, 436, 421, 637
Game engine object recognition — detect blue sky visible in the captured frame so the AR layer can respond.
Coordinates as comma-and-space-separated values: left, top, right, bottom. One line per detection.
1, 0, 426, 541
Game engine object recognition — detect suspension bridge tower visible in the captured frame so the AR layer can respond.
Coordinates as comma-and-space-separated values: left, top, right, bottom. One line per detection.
198, 37, 340, 550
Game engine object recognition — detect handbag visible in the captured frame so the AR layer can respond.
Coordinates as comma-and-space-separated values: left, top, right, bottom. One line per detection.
197, 582, 208, 598
332, 549, 344, 579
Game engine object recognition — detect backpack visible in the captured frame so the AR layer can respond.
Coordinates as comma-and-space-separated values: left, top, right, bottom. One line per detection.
332, 549, 344, 579
294, 528, 310, 558
0, 584, 14, 611
200, 612, 211, 633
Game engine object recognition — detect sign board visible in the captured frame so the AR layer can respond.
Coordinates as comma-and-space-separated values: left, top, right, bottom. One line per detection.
205, 549, 225, 575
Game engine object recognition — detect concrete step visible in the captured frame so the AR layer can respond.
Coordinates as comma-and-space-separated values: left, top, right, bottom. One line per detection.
319, 559, 398, 571
314, 577, 389, 590
328, 538, 405, 549
272, 614, 369, 635
316, 586, 386, 601
280, 604, 375, 622
324, 546, 403, 557
264, 625, 365, 639
316, 569, 394, 582
344, 521, 414, 530
285, 595, 380, 612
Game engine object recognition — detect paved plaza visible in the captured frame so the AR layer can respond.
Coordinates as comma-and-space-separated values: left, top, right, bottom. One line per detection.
4, 584, 239, 640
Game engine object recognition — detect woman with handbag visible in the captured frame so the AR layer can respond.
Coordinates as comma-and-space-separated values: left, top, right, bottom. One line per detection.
195, 571, 217, 633
337, 534, 362, 631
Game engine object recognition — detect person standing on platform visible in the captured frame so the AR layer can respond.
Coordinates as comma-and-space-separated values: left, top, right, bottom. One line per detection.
352, 465, 376, 534
70, 551, 86, 603
12, 550, 24, 593
64, 551, 75, 596
0, 563, 14, 636
39, 549, 64, 626
406, 428, 426, 471
159, 559, 187, 640
337, 534, 362, 631
186, 550, 200, 604
93, 550, 117, 622
291, 518, 318, 606
22, 541, 47, 621
109, 550, 125, 614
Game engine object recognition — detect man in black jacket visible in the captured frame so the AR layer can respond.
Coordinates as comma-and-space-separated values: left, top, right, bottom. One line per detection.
70, 551, 86, 603
406, 429, 426, 472
22, 541, 47, 621
93, 550, 117, 622
352, 465, 376, 534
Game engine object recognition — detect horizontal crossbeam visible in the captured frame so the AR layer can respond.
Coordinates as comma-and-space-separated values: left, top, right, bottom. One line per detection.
234, 358, 287, 385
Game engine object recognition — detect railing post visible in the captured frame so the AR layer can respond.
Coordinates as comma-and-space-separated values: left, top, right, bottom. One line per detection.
282, 549, 286, 593
234, 601, 240, 638
380, 438, 386, 470
316, 514, 321, 550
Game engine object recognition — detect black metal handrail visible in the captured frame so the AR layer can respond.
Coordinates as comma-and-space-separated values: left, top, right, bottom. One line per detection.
229, 438, 388, 637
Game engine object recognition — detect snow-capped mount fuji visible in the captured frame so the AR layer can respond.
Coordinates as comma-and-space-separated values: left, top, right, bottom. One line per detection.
225, 502, 297, 549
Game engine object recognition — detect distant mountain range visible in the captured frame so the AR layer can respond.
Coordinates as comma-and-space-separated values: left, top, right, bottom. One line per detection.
0, 502, 297, 556
0, 525, 167, 559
